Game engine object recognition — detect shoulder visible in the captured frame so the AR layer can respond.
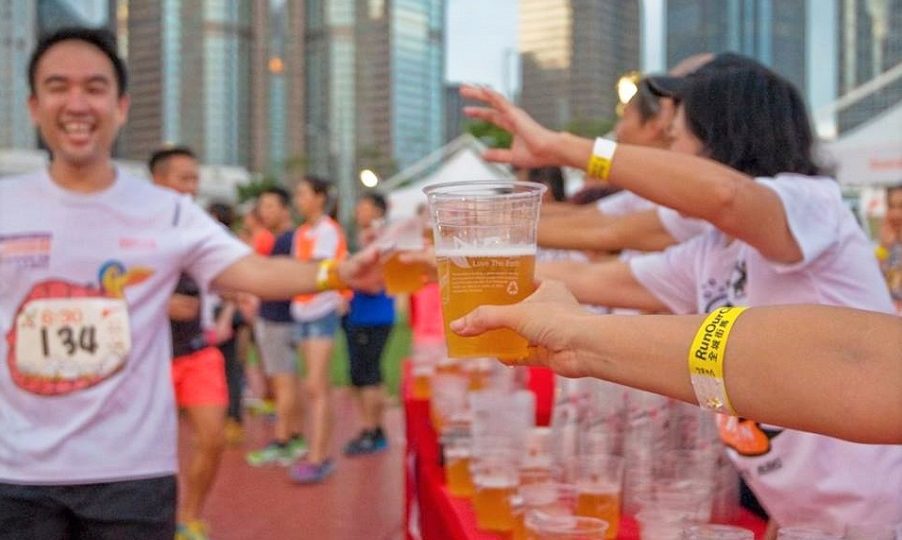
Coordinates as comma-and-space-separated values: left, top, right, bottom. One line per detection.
757, 173, 841, 199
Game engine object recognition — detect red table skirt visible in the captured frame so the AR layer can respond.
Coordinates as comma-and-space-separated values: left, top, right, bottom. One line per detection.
402, 362, 766, 539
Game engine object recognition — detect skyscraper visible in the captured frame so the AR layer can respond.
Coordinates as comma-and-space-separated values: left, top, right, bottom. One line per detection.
122, 0, 252, 167
0, 1, 36, 150
665, 0, 808, 97
837, 0, 902, 133
355, 0, 445, 175
306, 0, 445, 224
519, 0, 640, 131
249, 0, 305, 175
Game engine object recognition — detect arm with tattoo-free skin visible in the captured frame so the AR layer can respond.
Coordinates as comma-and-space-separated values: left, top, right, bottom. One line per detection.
451, 281, 902, 445
461, 85, 803, 265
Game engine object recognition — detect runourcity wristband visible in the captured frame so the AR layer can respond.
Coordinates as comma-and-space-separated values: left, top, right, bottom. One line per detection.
688, 306, 748, 416
315, 259, 345, 291
585, 137, 617, 182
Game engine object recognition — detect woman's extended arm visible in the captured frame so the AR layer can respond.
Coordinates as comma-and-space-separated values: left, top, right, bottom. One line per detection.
451, 282, 902, 444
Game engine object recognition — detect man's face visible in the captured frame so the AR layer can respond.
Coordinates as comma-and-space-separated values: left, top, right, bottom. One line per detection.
153, 155, 200, 197
258, 193, 289, 229
28, 40, 129, 169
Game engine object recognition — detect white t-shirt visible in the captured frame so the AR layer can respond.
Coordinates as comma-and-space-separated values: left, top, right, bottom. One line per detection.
0, 169, 250, 484
631, 174, 902, 527
656, 206, 712, 242
289, 217, 344, 322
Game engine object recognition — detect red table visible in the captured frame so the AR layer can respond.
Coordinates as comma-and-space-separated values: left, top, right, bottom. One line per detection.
403, 363, 766, 539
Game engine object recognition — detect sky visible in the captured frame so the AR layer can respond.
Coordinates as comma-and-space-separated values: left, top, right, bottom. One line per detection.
445, 0, 666, 96
445, 0, 519, 95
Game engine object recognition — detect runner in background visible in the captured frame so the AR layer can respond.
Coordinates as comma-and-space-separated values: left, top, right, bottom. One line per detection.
246, 187, 308, 467
149, 146, 229, 540
343, 192, 395, 456
288, 177, 348, 484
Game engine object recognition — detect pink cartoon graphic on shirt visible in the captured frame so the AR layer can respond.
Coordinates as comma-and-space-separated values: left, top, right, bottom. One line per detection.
6, 261, 152, 396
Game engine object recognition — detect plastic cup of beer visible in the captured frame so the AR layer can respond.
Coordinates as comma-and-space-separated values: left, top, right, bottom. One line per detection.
776, 528, 843, 540
471, 454, 519, 532
511, 483, 579, 540
424, 180, 546, 360
525, 511, 609, 540
565, 455, 624, 539
377, 216, 429, 295
443, 436, 476, 498
681, 524, 754, 540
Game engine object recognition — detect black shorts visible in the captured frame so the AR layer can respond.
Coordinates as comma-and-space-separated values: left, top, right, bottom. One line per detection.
0, 475, 176, 540
345, 324, 393, 387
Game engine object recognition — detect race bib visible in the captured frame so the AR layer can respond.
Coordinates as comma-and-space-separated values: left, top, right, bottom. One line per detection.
14, 297, 131, 382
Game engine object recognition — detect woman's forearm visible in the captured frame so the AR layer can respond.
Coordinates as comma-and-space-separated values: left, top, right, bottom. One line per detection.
574, 306, 902, 443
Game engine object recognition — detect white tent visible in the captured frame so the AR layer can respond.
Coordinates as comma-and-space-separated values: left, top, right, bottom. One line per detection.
825, 100, 902, 187
381, 134, 514, 220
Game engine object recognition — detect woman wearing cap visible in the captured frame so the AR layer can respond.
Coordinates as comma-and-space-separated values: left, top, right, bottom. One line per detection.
459, 57, 901, 531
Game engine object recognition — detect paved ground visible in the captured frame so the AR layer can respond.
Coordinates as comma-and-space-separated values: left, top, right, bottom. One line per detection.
177, 388, 405, 540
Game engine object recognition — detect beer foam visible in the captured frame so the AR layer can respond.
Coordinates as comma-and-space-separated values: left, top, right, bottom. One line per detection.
435, 245, 536, 257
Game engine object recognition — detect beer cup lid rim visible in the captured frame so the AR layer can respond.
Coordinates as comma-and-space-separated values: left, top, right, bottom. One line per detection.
423, 180, 547, 199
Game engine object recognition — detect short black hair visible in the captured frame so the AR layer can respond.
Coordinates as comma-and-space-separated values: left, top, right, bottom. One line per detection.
260, 186, 291, 207
632, 79, 663, 124
301, 176, 333, 199
148, 146, 197, 174
680, 62, 822, 178
359, 191, 388, 216
29, 27, 127, 97
888, 184, 902, 199
207, 202, 235, 228
528, 167, 566, 202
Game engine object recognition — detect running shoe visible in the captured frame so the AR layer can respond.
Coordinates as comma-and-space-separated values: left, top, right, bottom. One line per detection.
343, 429, 388, 456
288, 458, 335, 484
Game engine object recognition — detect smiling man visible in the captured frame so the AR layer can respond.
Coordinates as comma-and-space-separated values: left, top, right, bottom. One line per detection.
0, 27, 380, 539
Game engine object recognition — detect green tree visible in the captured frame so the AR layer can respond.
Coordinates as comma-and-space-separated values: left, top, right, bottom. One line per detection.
465, 120, 513, 149
236, 175, 282, 203
563, 118, 615, 139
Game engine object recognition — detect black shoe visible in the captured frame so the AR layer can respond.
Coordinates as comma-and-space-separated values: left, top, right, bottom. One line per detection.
343, 430, 388, 456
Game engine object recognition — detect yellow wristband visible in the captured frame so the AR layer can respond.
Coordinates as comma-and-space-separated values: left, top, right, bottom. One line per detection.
688, 306, 747, 415
315, 259, 346, 291
875, 245, 890, 261
586, 138, 617, 182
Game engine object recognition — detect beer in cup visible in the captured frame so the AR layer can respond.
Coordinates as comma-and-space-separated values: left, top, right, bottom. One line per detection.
424, 181, 545, 360
376, 216, 429, 295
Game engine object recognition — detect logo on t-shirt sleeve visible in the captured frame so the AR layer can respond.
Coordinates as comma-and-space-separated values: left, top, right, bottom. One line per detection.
5, 260, 153, 396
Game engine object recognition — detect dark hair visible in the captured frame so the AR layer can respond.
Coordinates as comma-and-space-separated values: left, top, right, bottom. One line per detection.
148, 146, 197, 174
208, 202, 235, 228
680, 63, 821, 177
260, 186, 290, 207
360, 191, 388, 216
568, 184, 622, 205
29, 27, 127, 97
888, 184, 902, 200
528, 167, 567, 202
633, 79, 663, 124
300, 176, 334, 216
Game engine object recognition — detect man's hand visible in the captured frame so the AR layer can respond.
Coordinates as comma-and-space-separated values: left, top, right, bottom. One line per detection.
461, 85, 562, 169
449, 280, 590, 378
338, 246, 384, 293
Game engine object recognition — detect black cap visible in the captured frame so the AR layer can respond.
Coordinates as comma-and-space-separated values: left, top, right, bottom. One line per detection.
645, 53, 759, 99
645, 76, 686, 99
